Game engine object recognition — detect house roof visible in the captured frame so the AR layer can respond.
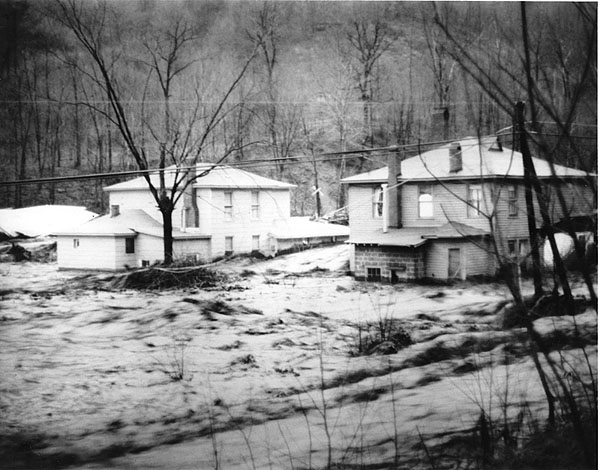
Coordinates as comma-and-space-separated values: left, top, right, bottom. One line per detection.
341, 136, 591, 184
269, 217, 350, 240
348, 222, 489, 247
0, 205, 98, 238
53, 209, 159, 236
104, 164, 296, 192
53, 209, 212, 239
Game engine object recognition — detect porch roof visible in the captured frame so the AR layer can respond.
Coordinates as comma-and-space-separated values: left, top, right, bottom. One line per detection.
348, 222, 489, 247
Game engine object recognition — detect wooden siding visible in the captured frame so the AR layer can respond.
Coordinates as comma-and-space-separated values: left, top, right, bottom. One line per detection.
113, 237, 139, 269
173, 238, 212, 262
57, 235, 120, 270
424, 239, 495, 280
110, 187, 291, 259
400, 182, 492, 231
206, 188, 290, 257
348, 185, 384, 235
109, 191, 163, 223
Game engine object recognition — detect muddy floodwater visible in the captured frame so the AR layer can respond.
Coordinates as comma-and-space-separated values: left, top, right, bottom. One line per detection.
0, 246, 596, 469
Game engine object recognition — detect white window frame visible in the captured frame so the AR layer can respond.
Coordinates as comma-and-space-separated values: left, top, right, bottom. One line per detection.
372, 186, 383, 218
251, 191, 260, 219
224, 191, 233, 220
225, 236, 234, 254
418, 184, 434, 219
73, 238, 80, 248
467, 184, 483, 218
252, 235, 260, 251
507, 185, 518, 217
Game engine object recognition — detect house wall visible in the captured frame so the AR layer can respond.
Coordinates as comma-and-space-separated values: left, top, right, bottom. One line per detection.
347, 185, 385, 235
354, 245, 426, 282
401, 181, 494, 231
173, 238, 212, 262
424, 238, 496, 280
109, 187, 291, 259
56, 235, 135, 271
204, 188, 290, 257
108, 190, 163, 223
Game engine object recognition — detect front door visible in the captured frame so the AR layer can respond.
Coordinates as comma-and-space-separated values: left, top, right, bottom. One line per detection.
448, 248, 462, 279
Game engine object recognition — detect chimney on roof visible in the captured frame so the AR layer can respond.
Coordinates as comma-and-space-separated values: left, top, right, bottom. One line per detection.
110, 204, 120, 217
449, 142, 462, 173
386, 149, 402, 229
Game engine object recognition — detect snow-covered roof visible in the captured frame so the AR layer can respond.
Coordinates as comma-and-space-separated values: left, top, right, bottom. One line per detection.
53, 209, 211, 240
104, 164, 296, 192
341, 136, 592, 184
0, 205, 98, 238
348, 222, 489, 247
269, 217, 350, 240
53, 209, 157, 236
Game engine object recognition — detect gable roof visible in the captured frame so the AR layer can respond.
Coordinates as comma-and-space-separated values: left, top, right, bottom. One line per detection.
104, 164, 296, 192
341, 136, 591, 184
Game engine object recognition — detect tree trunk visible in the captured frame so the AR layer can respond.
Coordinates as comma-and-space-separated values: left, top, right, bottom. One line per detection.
159, 198, 174, 265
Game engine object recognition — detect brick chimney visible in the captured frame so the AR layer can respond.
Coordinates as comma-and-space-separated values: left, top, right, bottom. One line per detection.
449, 142, 462, 173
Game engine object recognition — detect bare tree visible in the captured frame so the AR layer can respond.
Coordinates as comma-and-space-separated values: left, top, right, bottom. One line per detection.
346, 14, 396, 146
55, 0, 257, 264
432, 3, 597, 463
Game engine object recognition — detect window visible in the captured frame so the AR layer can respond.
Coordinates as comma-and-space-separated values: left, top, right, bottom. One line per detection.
372, 187, 383, 218
252, 235, 260, 251
73, 238, 80, 248
225, 236, 233, 255
518, 239, 529, 259
467, 184, 483, 217
125, 238, 135, 254
366, 267, 381, 282
418, 185, 434, 218
251, 191, 260, 219
508, 239, 517, 258
224, 191, 233, 219
508, 185, 518, 217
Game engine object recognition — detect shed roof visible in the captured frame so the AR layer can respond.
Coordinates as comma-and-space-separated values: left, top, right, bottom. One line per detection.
341, 136, 591, 184
348, 222, 489, 247
104, 164, 296, 192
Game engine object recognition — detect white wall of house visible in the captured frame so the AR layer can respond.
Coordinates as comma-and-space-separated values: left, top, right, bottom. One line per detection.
204, 188, 291, 257
108, 190, 164, 223
347, 185, 384, 236
57, 235, 136, 271
108, 187, 291, 258
173, 238, 212, 262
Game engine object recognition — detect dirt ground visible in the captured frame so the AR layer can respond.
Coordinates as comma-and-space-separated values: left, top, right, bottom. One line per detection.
0, 244, 597, 469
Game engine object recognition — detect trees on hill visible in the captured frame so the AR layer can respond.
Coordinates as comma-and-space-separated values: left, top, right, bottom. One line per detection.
0, 1, 595, 238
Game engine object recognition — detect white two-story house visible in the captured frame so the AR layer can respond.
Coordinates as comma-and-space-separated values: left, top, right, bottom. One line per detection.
55, 164, 348, 270
341, 136, 595, 282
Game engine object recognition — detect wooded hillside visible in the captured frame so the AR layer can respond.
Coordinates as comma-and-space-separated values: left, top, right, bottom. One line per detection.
0, 1, 596, 216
